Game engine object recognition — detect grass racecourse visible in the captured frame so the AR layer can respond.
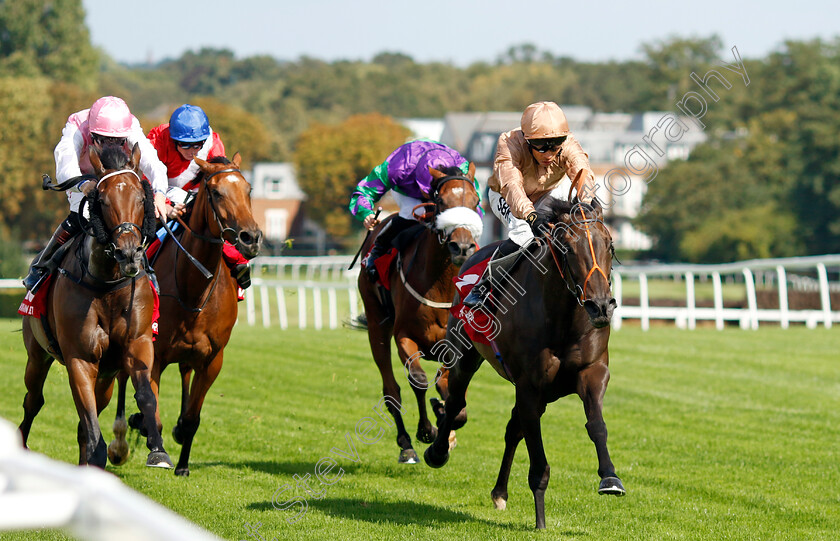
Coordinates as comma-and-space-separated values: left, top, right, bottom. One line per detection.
0, 317, 838, 540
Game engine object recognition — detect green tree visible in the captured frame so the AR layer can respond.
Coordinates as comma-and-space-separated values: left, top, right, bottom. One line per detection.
293, 114, 410, 241
0, 0, 99, 89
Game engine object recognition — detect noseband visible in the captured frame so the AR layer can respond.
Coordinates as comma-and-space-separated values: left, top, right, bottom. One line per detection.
544, 204, 611, 306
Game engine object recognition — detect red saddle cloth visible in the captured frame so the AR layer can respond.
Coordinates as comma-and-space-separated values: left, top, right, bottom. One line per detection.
362, 247, 399, 290
19, 274, 160, 337
449, 257, 495, 345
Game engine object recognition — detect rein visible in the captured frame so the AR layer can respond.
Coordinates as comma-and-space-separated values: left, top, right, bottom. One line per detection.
161, 166, 241, 313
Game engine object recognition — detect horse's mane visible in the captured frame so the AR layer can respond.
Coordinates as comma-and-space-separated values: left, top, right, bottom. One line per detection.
208, 156, 231, 165
542, 198, 577, 223
98, 144, 130, 170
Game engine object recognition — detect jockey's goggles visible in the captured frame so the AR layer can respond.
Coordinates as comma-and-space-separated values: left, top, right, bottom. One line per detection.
527, 136, 567, 153
91, 134, 127, 147
174, 139, 206, 150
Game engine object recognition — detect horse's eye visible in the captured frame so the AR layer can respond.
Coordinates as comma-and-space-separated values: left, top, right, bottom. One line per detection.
210, 189, 222, 199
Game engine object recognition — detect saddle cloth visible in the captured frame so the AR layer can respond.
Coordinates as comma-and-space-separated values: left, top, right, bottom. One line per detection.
449, 256, 494, 345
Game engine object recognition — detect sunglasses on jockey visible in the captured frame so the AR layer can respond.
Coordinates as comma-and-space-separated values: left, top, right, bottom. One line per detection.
174, 139, 206, 150
527, 136, 567, 153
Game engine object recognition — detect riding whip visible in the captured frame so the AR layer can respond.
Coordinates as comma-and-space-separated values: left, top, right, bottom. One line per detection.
348, 207, 382, 270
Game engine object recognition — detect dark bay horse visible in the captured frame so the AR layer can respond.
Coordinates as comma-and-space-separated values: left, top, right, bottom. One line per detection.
116, 154, 262, 476
424, 198, 624, 529
359, 165, 482, 463
20, 144, 172, 468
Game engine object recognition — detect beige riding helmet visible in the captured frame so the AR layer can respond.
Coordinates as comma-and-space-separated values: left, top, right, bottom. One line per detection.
520, 101, 571, 140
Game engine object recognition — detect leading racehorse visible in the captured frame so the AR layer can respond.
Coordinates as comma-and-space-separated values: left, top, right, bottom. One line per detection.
424, 198, 624, 529
19, 144, 172, 469
359, 165, 482, 463
115, 154, 262, 476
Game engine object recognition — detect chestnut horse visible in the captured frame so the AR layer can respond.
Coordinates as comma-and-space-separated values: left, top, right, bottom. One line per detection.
359, 165, 482, 463
424, 198, 625, 529
19, 144, 172, 469
114, 154, 262, 476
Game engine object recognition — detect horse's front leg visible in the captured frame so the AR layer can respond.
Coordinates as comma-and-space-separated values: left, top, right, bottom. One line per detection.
107, 371, 130, 465
125, 337, 172, 469
516, 386, 550, 530
396, 335, 436, 447
578, 362, 625, 496
424, 341, 482, 469
172, 351, 223, 476
366, 311, 414, 463
171, 362, 192, 445
19, 319, 54, 448
491, 405, 523, 511
66, 358, 107, 468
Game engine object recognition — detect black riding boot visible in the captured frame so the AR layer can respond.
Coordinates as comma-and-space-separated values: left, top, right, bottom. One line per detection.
23, 213, 80, 293
232, 263, 251, 289
462, 239, 521, 309
364, 216, 413, 283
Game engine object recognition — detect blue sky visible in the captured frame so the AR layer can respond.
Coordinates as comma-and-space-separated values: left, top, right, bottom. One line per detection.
83, 0, 839, 65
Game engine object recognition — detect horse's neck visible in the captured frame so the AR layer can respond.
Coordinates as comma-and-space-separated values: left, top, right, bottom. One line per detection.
410, 230, 458, 289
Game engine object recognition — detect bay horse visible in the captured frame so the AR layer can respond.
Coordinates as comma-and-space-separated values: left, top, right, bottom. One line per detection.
424, 198, 625, 529
115, 154, 262, 476
19, 143, 172, 469
359, 165, 482, 463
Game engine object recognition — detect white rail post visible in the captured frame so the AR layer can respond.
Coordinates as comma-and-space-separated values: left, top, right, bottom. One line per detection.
817, 263, 832, 328
245, 286, 256, 326
713, 272, 724, 330
328, 287, 338, 329
348, 287, 359, 320
743, 268, 758, 330
298, 285, 307, 329
276, 286, 288, 330
686, 271, 696, 330
776, 265, 789, 329
260, 285, 271, 328
640, 273, 650, 331
314, 287, 323, 330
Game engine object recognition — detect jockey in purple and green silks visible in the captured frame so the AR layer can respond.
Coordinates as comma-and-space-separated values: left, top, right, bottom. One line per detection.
349, 139, 481, 282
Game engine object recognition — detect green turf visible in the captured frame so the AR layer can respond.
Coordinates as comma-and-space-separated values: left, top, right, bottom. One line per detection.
0, 318, 838, 540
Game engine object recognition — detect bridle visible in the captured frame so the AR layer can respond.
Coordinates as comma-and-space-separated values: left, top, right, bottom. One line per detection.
412, 174, 480, 244
175, 168, 243, 247
85, 169, 149, 259
543, 204, 612, 306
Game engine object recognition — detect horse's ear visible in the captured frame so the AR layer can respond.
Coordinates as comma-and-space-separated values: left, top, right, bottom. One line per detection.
129, 142, 141, 172
89, 146, 103, 174
424, 166, 446, 199
194, 157, 210, 172
467, 162, 475, 180
232, 152, 242, 168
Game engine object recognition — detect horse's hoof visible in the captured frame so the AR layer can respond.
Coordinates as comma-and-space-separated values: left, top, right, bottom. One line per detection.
175, 467, 190, 477
107, 440, 130, 466
448, 430, 457, 451
146, 451, 173, 469
491, 496, 507, 511
398, 449, 419, 464
423, 446, 448, 468
416, 426, 437, 444
598, 476, 626, 496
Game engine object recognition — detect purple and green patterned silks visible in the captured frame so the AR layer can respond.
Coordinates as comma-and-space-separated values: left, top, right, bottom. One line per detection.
349, 140, 478, 220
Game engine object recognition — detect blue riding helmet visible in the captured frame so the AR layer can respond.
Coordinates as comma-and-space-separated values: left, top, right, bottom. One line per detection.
169, 104, 210, 142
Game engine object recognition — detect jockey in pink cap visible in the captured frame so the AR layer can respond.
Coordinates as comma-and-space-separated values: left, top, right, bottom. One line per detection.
22, 96, 168, 292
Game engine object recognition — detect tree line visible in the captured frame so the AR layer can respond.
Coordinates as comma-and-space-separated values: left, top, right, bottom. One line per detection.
2, 0, 839, 265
